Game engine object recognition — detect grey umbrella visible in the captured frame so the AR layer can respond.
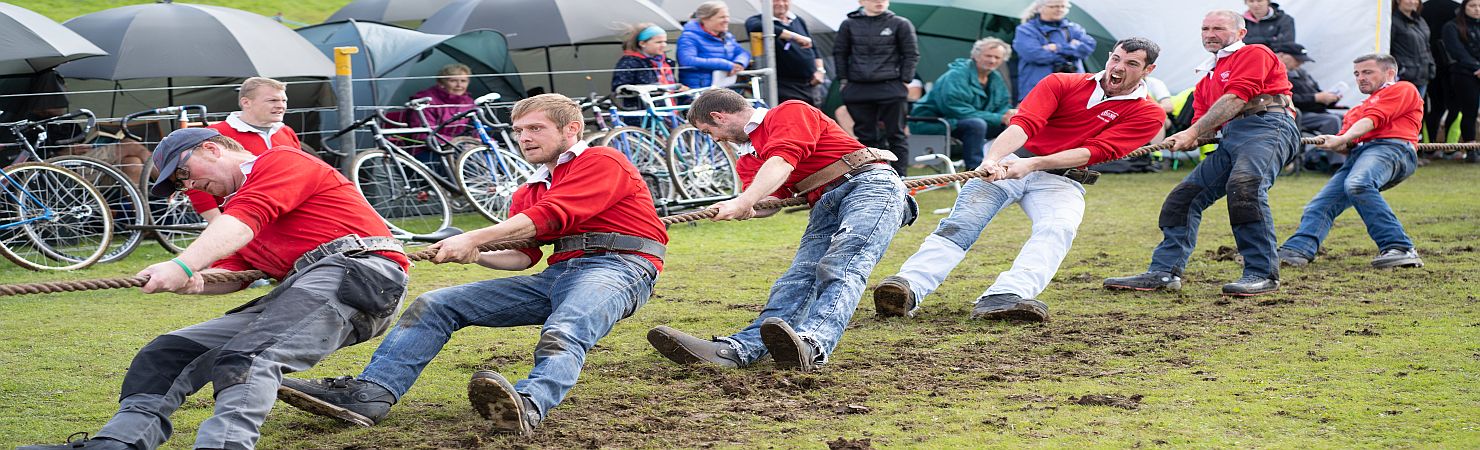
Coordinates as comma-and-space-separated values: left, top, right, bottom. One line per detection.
58, 1, 332, 80
0, 2, 107, 75
419, 0, 682, 50
326, 0, 459, 26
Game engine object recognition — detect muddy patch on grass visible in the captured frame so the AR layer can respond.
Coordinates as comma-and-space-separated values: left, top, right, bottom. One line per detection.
827, 437, 874, 450
1070, 394, 1144, 409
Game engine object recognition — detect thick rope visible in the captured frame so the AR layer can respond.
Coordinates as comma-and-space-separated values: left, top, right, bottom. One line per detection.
5, 135, 1477, 297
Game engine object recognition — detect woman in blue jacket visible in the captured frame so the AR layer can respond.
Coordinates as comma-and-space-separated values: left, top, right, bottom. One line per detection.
1012, 0, 1095, 102
677, 1, 751, 89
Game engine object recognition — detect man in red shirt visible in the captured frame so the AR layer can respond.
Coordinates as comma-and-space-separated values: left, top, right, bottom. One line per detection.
193, 77, 302, 220
647, 89, 913, 372
21, 128, 409, 450
873, 38, 1166, 322
1105, 10, 1301, 297
276, 94, 667, 436
1278, 54, 1425, 269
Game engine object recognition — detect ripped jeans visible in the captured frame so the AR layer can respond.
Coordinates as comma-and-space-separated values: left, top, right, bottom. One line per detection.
357, 253, 656, 420
1148, 112, 1299, 279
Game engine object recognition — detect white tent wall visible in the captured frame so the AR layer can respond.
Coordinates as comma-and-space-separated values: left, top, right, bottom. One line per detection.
1074, 0, 1388, 107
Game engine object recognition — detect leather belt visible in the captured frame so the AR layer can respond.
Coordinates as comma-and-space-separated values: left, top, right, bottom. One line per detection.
1042, 168, 1099, 185
291, 234, 405, 275
552, 232, 667, 260
793, 147, 899, 194
1237, 93, 1294, 118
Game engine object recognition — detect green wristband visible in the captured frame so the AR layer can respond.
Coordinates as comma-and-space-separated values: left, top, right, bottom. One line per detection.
171, 258, 195, 278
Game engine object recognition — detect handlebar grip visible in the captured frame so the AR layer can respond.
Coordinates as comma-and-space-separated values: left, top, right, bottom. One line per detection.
376, 108, 409, 128
474, 92, 502, 105
407, 97, 432, 108
53, 109, 97, 145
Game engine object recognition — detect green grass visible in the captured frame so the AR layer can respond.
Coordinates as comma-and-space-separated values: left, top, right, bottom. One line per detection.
2, 161, 1479, 448
25, 0, 348, 25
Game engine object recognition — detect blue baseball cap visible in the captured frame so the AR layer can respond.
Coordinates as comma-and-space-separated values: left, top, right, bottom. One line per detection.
149, 127, 221, 198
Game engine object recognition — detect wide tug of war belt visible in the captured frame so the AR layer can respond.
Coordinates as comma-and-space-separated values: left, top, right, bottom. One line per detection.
553, 232, 667, 260
291, 234, 405, 275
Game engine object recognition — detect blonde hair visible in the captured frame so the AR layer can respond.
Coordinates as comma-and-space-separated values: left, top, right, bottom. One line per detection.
693, 1, 728, 20
624, 22, 660, 52
239, 77, 285, 100
511, 93, 583, 129
438, 63, 472, 77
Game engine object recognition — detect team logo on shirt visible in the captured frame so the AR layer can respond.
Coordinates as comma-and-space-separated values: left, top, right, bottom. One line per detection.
1097, 110, 1119, 123
881, 28, 893, 36
1220, 71, 1231, 82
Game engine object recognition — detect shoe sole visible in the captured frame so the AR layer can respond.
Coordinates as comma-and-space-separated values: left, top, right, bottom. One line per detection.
872, 282, 913, 318
1103, 280, 1182, 292
1221, 288, 1278, 297
647, 327, 711, 365
759, 320, 811, 371
468, 373, 532, 436
1372, 259, 1424, 269
276, 386, 374, 427
971, 305, 1049, 322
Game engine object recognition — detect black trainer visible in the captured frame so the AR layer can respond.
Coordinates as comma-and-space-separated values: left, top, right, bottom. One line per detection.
970, 293, 1050, 322
1371, 248, 1423, 268
276, 376, 394, 427
872, 275, 918, 318
759, 317, 818, 371
1103, 271, 1183, 291
1221, 275, 1279, 296
468, 370, 540, 436
16, 433, 133, 450
1277, 248, 1311, 267
647, 326, 742, 368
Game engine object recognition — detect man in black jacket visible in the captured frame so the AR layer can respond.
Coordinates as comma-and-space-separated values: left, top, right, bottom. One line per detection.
1273, 43, 1342, 136
835, 0, 919, 175
1393, 0, 1437, 94
1423, 0, 1460, 144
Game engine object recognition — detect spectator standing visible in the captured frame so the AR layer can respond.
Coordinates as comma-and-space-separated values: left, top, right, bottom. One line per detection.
1423, 0, 1460, 144
195, 77, 302, 221
746, 0, 825, 106
612, 23, 680, 109
908, 37, 1015, 169
1241, 0, 1296, 48
677, 1, 751, 89
1392, 0, 1437, 95
835, 0, 919, 175
1441, 0, 1480, 145
1012, 0, 1095, 102
1274, 43, 1343, 136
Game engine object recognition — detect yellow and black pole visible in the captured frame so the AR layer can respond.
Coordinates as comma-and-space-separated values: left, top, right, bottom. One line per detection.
334, 46, 359, 174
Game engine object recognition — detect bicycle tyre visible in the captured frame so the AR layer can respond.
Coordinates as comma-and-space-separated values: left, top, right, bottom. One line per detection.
350, 151, 453, 236
46, 156, 147, 263
455, 145, 535, 223
151, 190, 205, 254
0, 162, 112, 270
598, 126, 674, 205
665, 125, 742, 199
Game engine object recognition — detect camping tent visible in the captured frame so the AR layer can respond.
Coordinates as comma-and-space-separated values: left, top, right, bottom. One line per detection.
295, 20, 525, 132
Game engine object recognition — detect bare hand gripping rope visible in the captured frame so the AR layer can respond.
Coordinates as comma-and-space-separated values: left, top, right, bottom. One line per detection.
1, 136, 1474, 297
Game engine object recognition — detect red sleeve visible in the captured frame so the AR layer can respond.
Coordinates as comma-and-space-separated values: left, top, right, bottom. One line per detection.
220, 151, 318, 234
756, 105, 821, 168
519, 152, 635, 236
186, 190, 222, 214
734, 153, 790, 199
1009, 74, 1065, 136
1223, 50, 1282, 102
506, 187, 544, 267
1083, 104, 1166, 165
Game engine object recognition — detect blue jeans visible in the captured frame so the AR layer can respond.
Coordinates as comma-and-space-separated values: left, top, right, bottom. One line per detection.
1148, 112, 1299, 279
953, 118, 1004, 170
1280, 139, 1418, 258
357, 253, 656, 419
718, 169, 909, 365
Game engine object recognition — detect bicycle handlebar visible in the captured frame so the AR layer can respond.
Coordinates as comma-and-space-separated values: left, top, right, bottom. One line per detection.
474, 92, 502, 105
120, 105, 210, 141
375, 107, 409, 128
435, 108, 480, 137
40, 109, 97, 145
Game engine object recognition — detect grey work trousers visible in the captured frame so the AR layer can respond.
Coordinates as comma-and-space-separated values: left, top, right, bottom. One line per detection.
96, 253, 407, 450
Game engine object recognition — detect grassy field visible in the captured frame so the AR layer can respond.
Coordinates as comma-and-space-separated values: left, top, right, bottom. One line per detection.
1, 161, 1478, 449
26, 0, 347, 24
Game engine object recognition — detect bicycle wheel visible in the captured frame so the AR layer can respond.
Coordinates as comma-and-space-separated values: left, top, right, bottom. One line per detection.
151, 190, 205, 254
666, 125, 742, 199
0, 162, 112, 270
599, 126, 673, 205
350, 151, 452, 236
456, 146, 535, 223
47, 156, 147, 263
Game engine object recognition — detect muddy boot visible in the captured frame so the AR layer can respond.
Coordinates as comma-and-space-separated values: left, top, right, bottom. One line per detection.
1103, 271, 1183, 291
872, 275, 917, 318
760, 317, 819, 372
277, 376, 394, 427
17, 433, 133, 450
1278, 248, 1311, 267
647, 326, 742, 368
468, 370, 540, 436
970, 293, 1049, 322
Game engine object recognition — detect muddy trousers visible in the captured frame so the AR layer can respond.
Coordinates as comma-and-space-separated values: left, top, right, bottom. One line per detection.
1147, 112, 1299, 280
95, 254, 405, 450
893, 168, 1085, 310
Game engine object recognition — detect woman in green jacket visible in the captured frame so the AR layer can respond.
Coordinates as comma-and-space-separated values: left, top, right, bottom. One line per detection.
910, 37, 1016, 169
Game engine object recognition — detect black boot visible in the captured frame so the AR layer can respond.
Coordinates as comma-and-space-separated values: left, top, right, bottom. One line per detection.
276, 376, 395, 427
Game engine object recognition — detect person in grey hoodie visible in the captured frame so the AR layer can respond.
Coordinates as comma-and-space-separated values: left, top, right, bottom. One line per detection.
835, 0, 919, 175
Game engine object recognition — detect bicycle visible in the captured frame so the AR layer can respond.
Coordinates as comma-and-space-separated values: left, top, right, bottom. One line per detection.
435, 93, 536, 223
120, 106, 213, 254
322, 98, 454, 237
0, 110, 114, 270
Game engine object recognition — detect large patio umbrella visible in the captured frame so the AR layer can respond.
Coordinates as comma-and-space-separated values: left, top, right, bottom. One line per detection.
326, 0, 459, 27
891, 0, 1116, 83
420, 0, 681, 93
0, 2, 106, 75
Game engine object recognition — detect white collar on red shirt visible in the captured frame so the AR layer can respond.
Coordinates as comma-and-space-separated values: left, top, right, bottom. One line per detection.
736, 107, 768, 156
1194, 41, 1247, 77
1087, 71, 1150, 109
525, 140, 591, 186
225, 112, 285, 149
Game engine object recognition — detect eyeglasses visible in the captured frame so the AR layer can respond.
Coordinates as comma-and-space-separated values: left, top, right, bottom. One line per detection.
169, 147, 196, 191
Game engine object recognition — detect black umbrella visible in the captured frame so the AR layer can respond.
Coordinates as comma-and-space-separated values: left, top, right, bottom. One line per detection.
420, 0, 681, 49
326, 0, 459, 27
0, 2, 106, 76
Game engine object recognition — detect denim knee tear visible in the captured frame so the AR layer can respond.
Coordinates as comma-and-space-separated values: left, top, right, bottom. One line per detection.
1226, 174, 1264, 225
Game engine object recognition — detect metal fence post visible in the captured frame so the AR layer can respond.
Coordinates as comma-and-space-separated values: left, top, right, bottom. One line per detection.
334, 46, 358, 174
